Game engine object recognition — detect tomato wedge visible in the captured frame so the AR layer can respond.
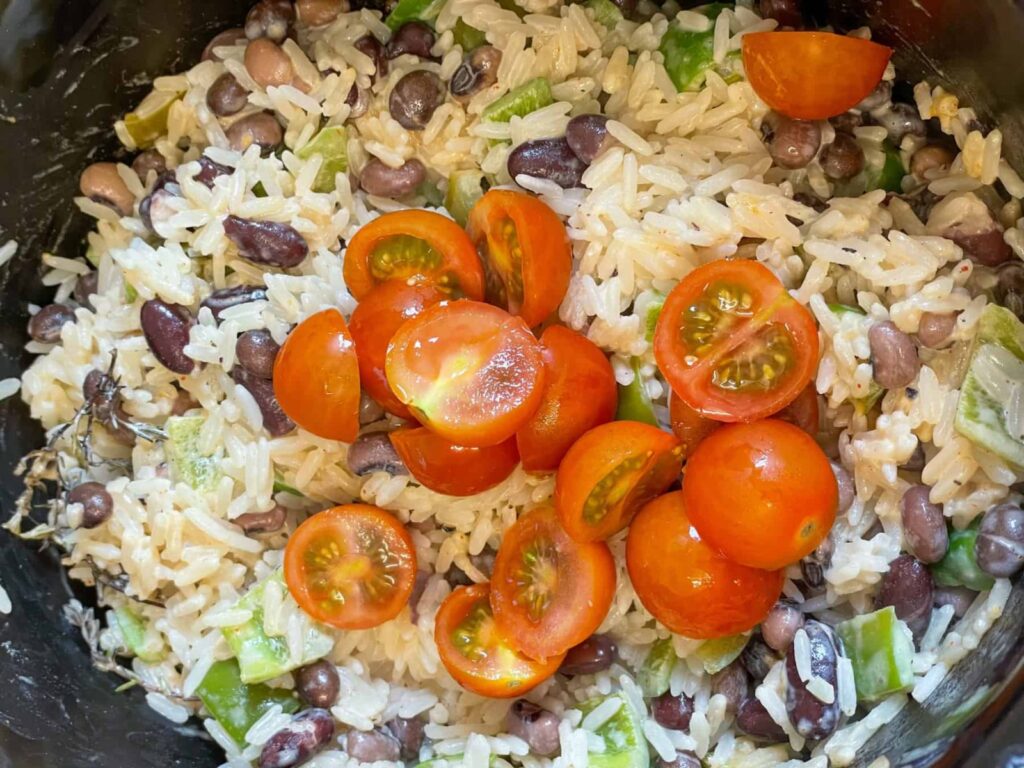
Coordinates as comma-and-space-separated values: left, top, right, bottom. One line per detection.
385, 300, 546, 447
742, 32, 893, 120
555, 421, 683, 543
435, 583, 564, 698
349, 281, 446, 420
390, 427, 520, 497
274, 308, 360, 442
343, 210, 486, 300
627, 491, 784, 639
490, 505, 616, 660
654, 260, 818, 423
516, 326, 618, 473
284, 504, 417, 629
466, 190, 571, 328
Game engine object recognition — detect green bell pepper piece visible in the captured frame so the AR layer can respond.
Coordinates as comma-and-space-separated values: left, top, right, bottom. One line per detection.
931, 521, 995, 591
165, 415, 221, 491
637, 637, 675, 697
196, 659, 298, 744
296, 126, 348, 193
386, 0, 446, 30
868, 142, 906, 193
836, 606, 915, 702
124, 282, 139, 304
696, 633, 749, 675
272, 476, 304, 497
453, 19, 487, 50
828, 302, 866, 317
616, 359, 658, 426
444, 169, 487, 227
579, 691, 649, 768
586, 0, 623, 27
481, 77, 553, 123
124, 90, 183, 149
112, 607, 165, 663
659, 3, 731, 92
643, 294, 665, 342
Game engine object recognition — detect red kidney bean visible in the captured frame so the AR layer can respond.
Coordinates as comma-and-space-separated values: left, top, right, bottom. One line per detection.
657, 753, 702, 768
234, 504, 288, 534
566, 114, 614, 164
140, 300, 196, 374
507, 138, 587, 189
945, 226, 1012, 267
132, 150, 167, 181
347, 729, 401, 762
736, 697, 787, 741
820, 132, 864, 180
294, 660, 340, 708
766, 115, 821, 169
140, 173, 182, 234
346, 85, 369, 118
346, 432, 407, 476
651, 692, 693, 731
259, 709, 334, 768
762, 602, 805, 652
385, 21, 436, 60
505, 700, 560, 757
201, 285, 269, 321
224, 215, 309, 268
74, 272, 99, 308
245, 0, 295, 42
202, 28, 247, 62
741, 634, 779, 681
712, 662, 749, 714
389, 70, 445, 130
207, 73, 250, 117
829, 111, 863, 135
976, 502, 1024, 578
195, 156, 234, 187
759, 0, 802, 27
359, 158, 426, 198
236, 329, 280, 379
449, 46, 501, 99
28, 304, 75, 343
917, 311, 957, 348
900, 485, 948, 564
875, 554, 934, 622
901, 442, 926, 472
385, 716, 425, 761
231, 366, 296, 436
785, 621, 841, 740
869, 321, 920, 389
226, 112, 284, 154
68, 481, 113, 528
354, 35, 387, 79
559, 634, 618, 675
934, 586, 977, 618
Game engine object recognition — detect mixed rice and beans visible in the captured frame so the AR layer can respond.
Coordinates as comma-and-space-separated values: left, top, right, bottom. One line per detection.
7, 0, 1024, 766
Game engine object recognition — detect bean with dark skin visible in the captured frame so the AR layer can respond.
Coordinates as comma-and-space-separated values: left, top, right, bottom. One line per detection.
946, 227, 1012, 268
505, 700, 560, 757
608, 0, 637, 18
875, 554, 934, 623
801, 535, 833, 590
74, 272, 99, 308
232, 366, 296, 436
869, 321, 921, 389
347, 729, 401, 762
359, 158, 426, 198
740, 634, 778, 681
759, 0, 802, 26
785, 621, 841, 740
831, 462, 854, 514
226, 112, 284, 154
80, 162, 134, 216
385, 716, 425, 761
900, 485, 948, 564
766, 115, 821, 170
235, 504, 288, 534
259, 708, 334, 768
132, 150, 167, 181
507, 138, 587, 189
236, 329, 281, 379
207, 73, 249, 117
294, 660, 340, 708
736, 697, 788, 741
202, 285, 269, 320
917, 311, 957, 348
910, 144, 954, 179
359, 393, 385, 425
354, 35, 387, 79
651, 692, 693, 731
820, 132, 865, 180
28, 304, 75, 344
829, 111, 863, 136
656, 753, 702, 768
762, 602, 805, 652
345, 85, 369, 119
995, 262, 1024, 321
140, 300, 196, 375
346, 431, 408, 476
934, 586, 977, 618
559, 634, 617, 676
296, 0, 347, 26
901, 442, 926, 472
389, 70, 446, 130
245, 0, 295, 42
385, 21, 436, 60
857, 80, 893, 111
140, 173, 182, 234
195, 156, 234, 188
449, 46, 501, 99
224, 216, 309, 268
69, 482, 114, 529
976, 502, 1024, 578
712, 662, 749, 714
566, 114, 614, 164
872, 102, 926, 144
202, 28, 247, 62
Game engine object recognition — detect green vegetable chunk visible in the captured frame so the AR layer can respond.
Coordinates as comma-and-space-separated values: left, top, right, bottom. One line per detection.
616, 359, 658, 427
659, 4, 733, 92
836, 606, 914, 702
445, 170, 487, 227
637, 637, 675, 697
124, 90, 182, 149
112, 607, 165, 663
221, 571, 334, 684
196, 659, 298, 744
579, 691, 650, 768
165, 415, 221, 491
931, 521, 995, 591
643, 294, 665, 342
828, 302, 866, 317
272, 476, 304, 497
124, 282, 139, 304
453, 19, 487, 50
296, 126, 348, 193
869, 142, 906, 193
481, 77, 553, 123
696, 633, 749, 675
586, 0, 623, 28
385, 0, 445, 29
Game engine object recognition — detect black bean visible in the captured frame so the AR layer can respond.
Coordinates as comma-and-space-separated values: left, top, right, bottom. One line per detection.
347, 729, 401, 762
934, 586, 976, 618
68, 481, 113, 528
831, 462, 854, 514
207, 73, 250, 117
656, 752, 702, 768
856, 80, 893, 111
345, 85, 369, 118
140, 175, 181, 234
945, 226, 1013, 268
900, 485, 948, 564
79, 162, 134, 216
785, 621, 841, 740
346, 432, 407, 476
901, 442, 926, 472
201, 285, 269, 321
829, 111, 863, 136
917, 311, 957, 349
202, 28, 247, 62
801, 535, 833, 590
793, 191, 828, 213
875, 554, 934, 623
651, 692, 693, 731
505, 700, 560, 757
767, 115, 820, 170
873, 102, 926, 144
28, 303, 75, 344
140, 300, 196, 375
762, 602, 805, 652
74, 272, 99, 308
385, 21, 436, 60
976, 502, 1024, 578
224, 215, 309, 268
236, 329, 281, 379
132, 150, 167, 181
235, 504, 288, 534
566, 114, 614, 164
449, 46, 501, 99
507, 138, 587, 189
385, 716, 425, 761
195, 156, 234, 187
354, 35, 388, 79
389, 70, 445, 130
295, 660, 341, 708
232, 366, 296, 436
910, 144, 954, 178
996, 264, 1024, 325
259, 708, 335, 768
712, 662, 749, 715
741, 634, 779, 681
245, 0, 295, 42
226, 112, 284, 154
359, 158, 426, 198
608, 0, 636, 18
759, 0, 802, 26
559, 634, 617, 676
736, 697, 787, 741
820, 132, 864, 180
869, 321, 920, 389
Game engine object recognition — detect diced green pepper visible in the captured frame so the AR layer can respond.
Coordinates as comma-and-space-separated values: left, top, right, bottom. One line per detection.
828, 302, 866, 317
124, 90, 183, 149
696, 633, 749, 675
828, 303, 883, 412
124, 282, 139, 304
586, 0, 623, 27
165, 415, 221, 491
386, 0, 446, 30
252, 181, 268, 198
482, 77, 553, 123
868, 142, 906, 193
579, 692, 649, 768
836, 606, 914, 702
85, 245, 100, 268
659, 3, 731, 92
931, 521, 995, 592
444, 170, 487, 227
616, 359, 658, 427
418, 179, 446, 207
112, 607, 165, 663
643, 294, 665, 343
196, 659, 298, 744
273, 476, 304, 497
296, 126, 348, 193
453, 19, 487, 51
637, 637, 675, 697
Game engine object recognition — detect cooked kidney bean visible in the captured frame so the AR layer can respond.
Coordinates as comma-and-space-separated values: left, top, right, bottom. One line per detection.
69, 481, 113, 529
947, 227, 1012, 267
917, 311, 957, 348
359, 158, 426, 198
235, 504, 287, 534
259, 708, 334, 768
347, 729, 400, 762
934, 586, 977, 618
762, 602, 805, 652
901, 442, 926, 472
236, 329, 280, 378
801, 535, 833, 590
505, 700, 560, 757
820, 132, 864, 180
651, 692, 693, 731
207, 73, 249, 117
875, 554, 933, 622
910, 144, 954, 178
294, 660, 340, 708
202, 27, 247, 62
785, 621, 841, 740
900, 485, 948, 564
741, 634, 779, 681
79, 162, 134, 216
74, 272, 99, 308
976, 502, 1024, 578
232, 366, 296, 436
245, 0, 295, 42
224, 216, 308, 268
345, 432, 407, 476
831, 462, 854, 514
132, 150, 167, 181
389, 70, 445, 130
449, 46, 501, 99
386, 21, 436, 60
28, 304, 75, 344
346, 85, 369, 118
195, 156, 234, 188
767, 115, 820, 170
507, 138, 587, 189
226, 112, 284, 153
201, 285, 269, 321
296, 0, 346, 26
996, 262, 1024, 321
141, 300, 196, 374
736, 697, 787, 741
354, 35, 387, 79
874, 102, 926, 144
759, 0, 802, 27
359, 393, 385, 425
712, 662, 749, 714
140, 174, 182, 233
385, 717, 425, 761
245, 38, 296, 89
869, 321, 920, 389
657, 753, 702, 768
856, 79, 893, 111
566, 114, 614, 164
830, 111, 863, 135
559, 634, 617, 676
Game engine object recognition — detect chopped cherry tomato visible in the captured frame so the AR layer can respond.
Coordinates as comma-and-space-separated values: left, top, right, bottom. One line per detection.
555, 421, 683, 543
516, 326, 618, 473
742, 32, 893, 120
775, 382, 820, 436
385, 300, 546, 447
654, 260, 818, 423
274, 308, 360, 442
390, 427, 520, 497
683, 420, 837, 571
343, 210, 486, 300
284, 504, 417, 629
490, 505, 616, 660
349, 281, 446, 420
435, 583, 564, 697
627, 491, 784, 639
669, 392, 721, 460
466, 190, 571, 328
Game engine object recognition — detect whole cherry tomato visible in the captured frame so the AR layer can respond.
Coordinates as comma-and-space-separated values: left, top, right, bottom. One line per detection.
390, 427, 520, 497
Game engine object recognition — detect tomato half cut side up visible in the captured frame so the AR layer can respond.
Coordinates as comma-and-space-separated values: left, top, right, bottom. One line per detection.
349, 281, 446, 420
390, 427, 520, 497
466, 190, 572, 328
274, 308, 360, 442
435, 583, 564, 698
742, 31, 893, 120
343, 209, 486, 300
516, 326, 618, 473
555, 421, 683, 543
385, 300, 546, 447
284, 504, 417, 630
654, 260, 818, 423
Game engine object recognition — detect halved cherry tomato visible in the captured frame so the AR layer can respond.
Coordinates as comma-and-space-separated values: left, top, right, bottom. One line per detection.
682, 420, 837, 571
669, 392, 721, 460
435, 583, 564, 697
284, 504, 416, 629
516, 326, 618, 473
627, 491, 784, 639
349, 281, 446, 420
654, 260, 818, 423
775, 382, 820, 435
742, 32, 893, 120
385, 300, 545, 447
490, 505, 616, 660
466, 190, 571, 328
274, 308, 360, 442
555, 421, 683, 543
390, 427, 519, 497
343, 210, 486, 300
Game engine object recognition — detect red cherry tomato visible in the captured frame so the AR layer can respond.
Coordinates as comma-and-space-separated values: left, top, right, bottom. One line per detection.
390, 427, 520, 497
669, 392, 721, 460
775, 382, 820, 436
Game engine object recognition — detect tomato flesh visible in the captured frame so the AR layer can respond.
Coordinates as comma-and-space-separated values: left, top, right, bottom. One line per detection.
390, 427, 520, 497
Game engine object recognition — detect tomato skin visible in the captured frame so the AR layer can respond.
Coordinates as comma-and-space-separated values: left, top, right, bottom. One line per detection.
349, 281, 445, 420
434, 583, 564, 698
742, 32, 893, 120
284, 504, 417, 630
490, 505, 616, 660
466, 190, 571, 328
343, 210, 486, 300
669, 392, 721, 460
516, 326, 618, 473
390, 427, 520, 497
682, 420, 837, 571
273, 308, 360, 442
654, 260, 818, 423
555, 421, 683, 543
775, 382, 820, 436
